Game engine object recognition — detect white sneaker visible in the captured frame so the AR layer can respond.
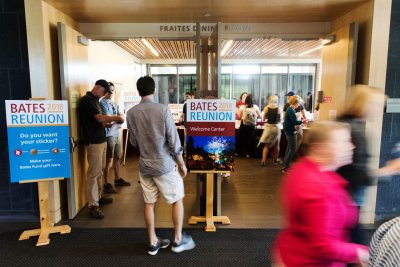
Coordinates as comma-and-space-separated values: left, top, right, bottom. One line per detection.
171, 233, 196, 253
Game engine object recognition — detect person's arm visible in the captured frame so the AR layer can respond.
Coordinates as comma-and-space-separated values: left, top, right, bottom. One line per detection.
256, 106, 261, 118
238, 106, 245, 120
175, 153, 187, 178
94, 113, 124, 124
81, 98, 123, 124
300, 104, 306, 119
375, 158, 400, 177
164, 107, 187, 177
126, 113, 138, 149
287, 108, 302, 126
236, 107, 241, 119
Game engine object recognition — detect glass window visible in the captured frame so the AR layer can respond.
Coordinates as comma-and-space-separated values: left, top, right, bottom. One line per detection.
221, 66, 233, 74
152, 75, 178, 104
232, 65, 260, 107
262, 65, 288, 74
220, 66, 233, 100
178, 66, 196, 75
288, 65, 315, 104
220, 74, 231, 100
149, 64, 316, 109
179, 74, 196, 103
260, 73, 288, 109
151, 66, 178, 104
260, 66, 289, 108
151, 66, 177, 75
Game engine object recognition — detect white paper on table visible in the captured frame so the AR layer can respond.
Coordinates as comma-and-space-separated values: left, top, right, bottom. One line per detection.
107, 122, 122, 137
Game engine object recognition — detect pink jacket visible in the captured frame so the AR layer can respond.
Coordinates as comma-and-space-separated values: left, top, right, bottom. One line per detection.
274, 157, 367, 267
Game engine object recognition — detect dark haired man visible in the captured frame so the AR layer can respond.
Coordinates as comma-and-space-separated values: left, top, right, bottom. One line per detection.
126, 76, 195, 255
78, 79, 125, 219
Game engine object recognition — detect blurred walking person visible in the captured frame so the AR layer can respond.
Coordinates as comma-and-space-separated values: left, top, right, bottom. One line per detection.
336, 85, 400, 246
273, 121, 369, 267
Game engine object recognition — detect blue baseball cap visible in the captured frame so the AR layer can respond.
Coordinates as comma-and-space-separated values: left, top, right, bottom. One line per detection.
286, 91, 294, 96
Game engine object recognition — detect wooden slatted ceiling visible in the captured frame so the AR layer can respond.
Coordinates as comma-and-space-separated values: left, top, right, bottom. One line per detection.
114, 38, 322, 59
115, 39, 196, 59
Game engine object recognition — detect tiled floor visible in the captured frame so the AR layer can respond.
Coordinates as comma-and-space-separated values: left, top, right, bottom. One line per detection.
66, 155, 284, 229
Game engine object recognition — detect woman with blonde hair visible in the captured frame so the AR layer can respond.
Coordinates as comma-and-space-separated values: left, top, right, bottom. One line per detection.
336, 85, 383, 206
258, 95, 281, 166
282, 95, 306, 172
273, 121, 369, 267
336, 85, 400, 244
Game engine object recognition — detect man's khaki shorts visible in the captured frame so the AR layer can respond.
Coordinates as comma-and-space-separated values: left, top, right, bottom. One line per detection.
139, 168, 185, 204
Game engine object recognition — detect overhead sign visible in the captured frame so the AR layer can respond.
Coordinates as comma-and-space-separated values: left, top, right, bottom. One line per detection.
80, 22, 329, 39
5, 100, 71, 183
186, 99, 235, 171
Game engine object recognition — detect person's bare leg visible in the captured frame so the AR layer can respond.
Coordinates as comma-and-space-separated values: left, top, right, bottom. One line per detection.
113, 155, 120, 180
144, 203, 158, 245
274, 136, 281, 162
262, 144, 269, 165
172, 199, 183, 243
103, 158, 112, 184
273, 143, 279, 161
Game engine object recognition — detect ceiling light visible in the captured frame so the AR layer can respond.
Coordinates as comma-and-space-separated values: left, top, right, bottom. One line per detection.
299, 45, 323, 56
141, 38, 159, 57
221, 40, 233, 56
203, 13, 211, 17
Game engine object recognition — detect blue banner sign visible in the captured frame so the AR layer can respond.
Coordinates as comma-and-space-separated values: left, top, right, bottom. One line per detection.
6, 100, 71, 183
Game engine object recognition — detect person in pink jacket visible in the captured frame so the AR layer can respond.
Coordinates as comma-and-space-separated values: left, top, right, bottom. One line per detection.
273, 121, 369, 267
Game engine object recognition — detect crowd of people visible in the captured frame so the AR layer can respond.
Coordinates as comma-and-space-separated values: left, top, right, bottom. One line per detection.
235, 86, 400, 266
78, 78, 400, 262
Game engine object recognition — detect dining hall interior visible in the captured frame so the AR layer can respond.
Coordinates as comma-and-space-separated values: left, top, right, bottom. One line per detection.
1, 0, 399, 236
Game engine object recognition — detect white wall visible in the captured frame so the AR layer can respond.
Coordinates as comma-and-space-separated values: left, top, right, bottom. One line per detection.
88, 41, 143, 109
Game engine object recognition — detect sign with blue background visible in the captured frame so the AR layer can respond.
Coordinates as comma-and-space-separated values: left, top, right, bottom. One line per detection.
6, 100, 71, 183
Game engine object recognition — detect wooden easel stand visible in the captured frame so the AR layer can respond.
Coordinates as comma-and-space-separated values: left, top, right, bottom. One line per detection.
19, 179, 71, 246
188, 171, 231, 231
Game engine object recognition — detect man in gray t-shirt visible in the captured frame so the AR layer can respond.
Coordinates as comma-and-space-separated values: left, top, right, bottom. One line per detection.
126, 76, 195, 256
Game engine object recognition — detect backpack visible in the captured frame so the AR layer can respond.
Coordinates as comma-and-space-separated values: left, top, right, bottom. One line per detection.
242, 107, 257, 126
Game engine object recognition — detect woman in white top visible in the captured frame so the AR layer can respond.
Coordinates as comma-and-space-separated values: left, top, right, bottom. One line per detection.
238, 94, 261, 157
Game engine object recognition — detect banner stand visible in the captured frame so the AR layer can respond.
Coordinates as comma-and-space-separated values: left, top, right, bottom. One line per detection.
19, 178, 71, 246
188, 171, 231, 231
